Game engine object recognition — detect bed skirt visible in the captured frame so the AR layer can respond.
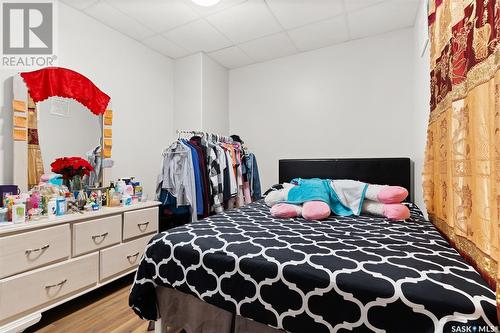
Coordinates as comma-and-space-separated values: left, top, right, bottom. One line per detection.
155, 287, 283, 333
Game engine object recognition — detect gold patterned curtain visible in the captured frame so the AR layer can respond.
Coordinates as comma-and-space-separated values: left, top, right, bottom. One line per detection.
423, 0, 499, 317
27, 96, 44, 188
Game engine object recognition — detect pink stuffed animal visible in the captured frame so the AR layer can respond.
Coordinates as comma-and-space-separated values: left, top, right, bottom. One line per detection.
264, 178, 410, 221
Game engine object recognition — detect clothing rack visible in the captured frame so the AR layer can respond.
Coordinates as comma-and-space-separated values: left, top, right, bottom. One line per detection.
176, 129, 234, 143
158, 130, 262, 230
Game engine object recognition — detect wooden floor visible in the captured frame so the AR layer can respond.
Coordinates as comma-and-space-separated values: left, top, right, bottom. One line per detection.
26, 275, 150, 333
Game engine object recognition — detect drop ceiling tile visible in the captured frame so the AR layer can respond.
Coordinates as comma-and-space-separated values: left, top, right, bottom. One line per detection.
107, 0, 199, 33
142, 35, 191, 58
60, 0, 99, 10
188, 0, 247, 17
344, 0, 385, 12
288, 15, 349, 51
164, 19, 232, 53
266, 0, 344, 29
84, 2, 154, 40
347, 0, 419, 39
208, 46, 254, 68
239, 32, 297, 62
206, 0, 282, 43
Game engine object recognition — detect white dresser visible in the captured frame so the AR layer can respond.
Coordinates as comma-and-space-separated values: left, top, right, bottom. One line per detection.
0, 201, 160, 333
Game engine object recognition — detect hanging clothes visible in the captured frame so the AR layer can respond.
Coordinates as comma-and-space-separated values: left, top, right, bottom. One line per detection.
190, 136, 212, 213
243, 153, 261, 200
215, 144, 227, 206
234, 143, 245, 208
156, 141, 197, 222
189, 139, 210, 218
157, 132, 261, 227
181, 140, 203, 217
225, 144, 238, 196
206, 141, 224, 214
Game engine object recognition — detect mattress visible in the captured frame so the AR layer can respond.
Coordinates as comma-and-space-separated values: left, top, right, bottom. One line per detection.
129, 201, 498, 333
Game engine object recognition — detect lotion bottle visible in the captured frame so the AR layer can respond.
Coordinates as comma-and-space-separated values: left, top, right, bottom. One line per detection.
12, 197, 26, 224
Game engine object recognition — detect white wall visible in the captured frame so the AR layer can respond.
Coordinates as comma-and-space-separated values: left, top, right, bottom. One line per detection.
173, 52, 228, 134
174, 53, 203, 130
202, 55, 229, 134
0, 3, 174, 198
413, 1, 431, 214
230, 28, 416, 196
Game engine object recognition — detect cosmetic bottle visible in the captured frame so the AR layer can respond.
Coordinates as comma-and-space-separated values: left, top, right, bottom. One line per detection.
96, 190, 102, 209
106, 182, 115, 206
12, 198, 26, 224
56, 196, 66, 216
0, 207, 8, 223
133, 182, 143, 197
47, 197, 57, 220
116, 180, 126, 195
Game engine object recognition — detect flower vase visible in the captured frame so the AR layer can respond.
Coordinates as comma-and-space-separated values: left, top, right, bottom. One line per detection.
70, 175, 82, 193
62, 178, 71, 191
70, 175, 86, 210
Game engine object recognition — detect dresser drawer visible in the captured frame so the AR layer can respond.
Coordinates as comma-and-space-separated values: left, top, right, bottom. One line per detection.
99, 235, 151, 281
123, 207, 158, 241
0, 225, 70, 279
0, 253, 98, 322
73, 215, 122, 256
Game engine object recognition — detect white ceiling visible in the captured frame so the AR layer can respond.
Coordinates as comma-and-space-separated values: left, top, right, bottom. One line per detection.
61, 0, 420, 69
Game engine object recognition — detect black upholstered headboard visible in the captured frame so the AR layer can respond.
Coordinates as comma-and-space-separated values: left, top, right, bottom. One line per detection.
278, 158, 413, 202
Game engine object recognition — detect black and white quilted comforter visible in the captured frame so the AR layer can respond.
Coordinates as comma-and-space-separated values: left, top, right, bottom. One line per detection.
129, 202, 498, 333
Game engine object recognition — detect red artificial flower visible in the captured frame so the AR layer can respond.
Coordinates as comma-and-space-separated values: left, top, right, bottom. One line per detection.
51, 156, 95, 179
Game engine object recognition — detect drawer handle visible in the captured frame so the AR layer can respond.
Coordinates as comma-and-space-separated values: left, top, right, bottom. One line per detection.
137, 222, 149, 230
127, 252, 140, 260
91, 232, 109, 241
45, 279, 67, 289
25, 244, 50, 255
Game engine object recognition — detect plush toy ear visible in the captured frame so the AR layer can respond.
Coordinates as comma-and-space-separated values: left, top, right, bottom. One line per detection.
263, 184, 284, 197
264, 183, 295, 207
264, 189, 286, 207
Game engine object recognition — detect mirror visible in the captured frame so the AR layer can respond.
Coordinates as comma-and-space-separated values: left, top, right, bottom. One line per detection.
37, 98, 102, 173
27, 97, 103, 190
12, 69, 112, 193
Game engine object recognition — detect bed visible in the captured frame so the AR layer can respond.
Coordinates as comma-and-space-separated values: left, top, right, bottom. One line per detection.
129, 158, 498, 333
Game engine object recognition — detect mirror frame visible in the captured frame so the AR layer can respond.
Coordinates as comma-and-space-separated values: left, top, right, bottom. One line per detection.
12, 74, 113, 192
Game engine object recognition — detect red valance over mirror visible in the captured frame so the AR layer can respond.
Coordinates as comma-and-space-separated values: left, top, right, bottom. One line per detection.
19, 67, 110, 116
